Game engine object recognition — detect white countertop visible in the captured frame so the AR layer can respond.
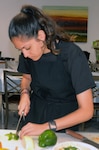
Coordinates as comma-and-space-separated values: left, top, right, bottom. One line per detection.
0, 129, 98, 150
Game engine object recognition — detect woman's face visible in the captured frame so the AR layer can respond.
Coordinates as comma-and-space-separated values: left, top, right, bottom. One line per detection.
11, 31, 50, 61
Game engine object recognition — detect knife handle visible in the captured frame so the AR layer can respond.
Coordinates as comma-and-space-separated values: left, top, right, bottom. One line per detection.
66, 129, 84, 140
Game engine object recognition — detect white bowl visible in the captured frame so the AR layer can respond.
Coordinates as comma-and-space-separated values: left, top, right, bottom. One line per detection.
52, 141, 98, 150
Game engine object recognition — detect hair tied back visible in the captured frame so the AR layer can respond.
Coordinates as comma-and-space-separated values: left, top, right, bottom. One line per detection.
21, 6, 34, 16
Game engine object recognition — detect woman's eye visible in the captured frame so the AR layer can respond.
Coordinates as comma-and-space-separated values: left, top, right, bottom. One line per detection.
26, 47, 30, 50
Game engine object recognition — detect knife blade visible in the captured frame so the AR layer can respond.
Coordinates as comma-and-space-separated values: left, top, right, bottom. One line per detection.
16, 111, 24, 135
66, 129, 99, 149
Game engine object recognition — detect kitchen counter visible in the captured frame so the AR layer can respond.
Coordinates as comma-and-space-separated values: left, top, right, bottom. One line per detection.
0, 129, 98, 150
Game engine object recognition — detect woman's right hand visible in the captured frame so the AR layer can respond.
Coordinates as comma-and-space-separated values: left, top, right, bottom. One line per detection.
18, 93, 30, 116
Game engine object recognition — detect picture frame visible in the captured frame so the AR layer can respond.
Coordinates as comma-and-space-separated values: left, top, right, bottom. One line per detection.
42, 6, 88, 42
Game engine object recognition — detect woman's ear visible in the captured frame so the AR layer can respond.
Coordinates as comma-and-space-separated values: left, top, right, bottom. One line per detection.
37, 30, 46, 41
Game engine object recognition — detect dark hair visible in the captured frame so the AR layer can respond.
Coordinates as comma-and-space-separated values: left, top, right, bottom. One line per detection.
9, 5, 70, 53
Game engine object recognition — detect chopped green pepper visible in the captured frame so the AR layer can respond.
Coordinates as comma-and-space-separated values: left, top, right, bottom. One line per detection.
63, 146, 78, 150
5, 132, 19, 140
38, 129, 57, 147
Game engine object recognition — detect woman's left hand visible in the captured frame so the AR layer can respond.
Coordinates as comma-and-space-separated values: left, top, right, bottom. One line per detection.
19, 122, 49, 139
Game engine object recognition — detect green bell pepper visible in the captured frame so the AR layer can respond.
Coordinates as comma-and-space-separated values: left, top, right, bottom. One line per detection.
38, 129, 57, 147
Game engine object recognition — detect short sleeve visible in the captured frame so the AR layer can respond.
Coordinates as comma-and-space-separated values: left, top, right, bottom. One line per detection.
59, 41, 96, 94
67, 44, 95, 94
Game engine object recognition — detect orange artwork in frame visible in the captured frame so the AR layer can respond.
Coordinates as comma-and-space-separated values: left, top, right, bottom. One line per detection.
42, 6, 88, 42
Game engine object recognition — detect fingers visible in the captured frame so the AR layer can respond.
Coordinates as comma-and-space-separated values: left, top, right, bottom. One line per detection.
18, 103, 30, 116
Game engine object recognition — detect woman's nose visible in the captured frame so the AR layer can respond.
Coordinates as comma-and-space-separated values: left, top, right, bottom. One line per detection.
22, 50, 28, 58
23, 53, 28, 58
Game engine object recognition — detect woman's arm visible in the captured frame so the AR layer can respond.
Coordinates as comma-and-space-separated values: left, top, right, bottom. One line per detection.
55, 88, 94, 131
21, 74, 31, 91
18, 74, 32, 116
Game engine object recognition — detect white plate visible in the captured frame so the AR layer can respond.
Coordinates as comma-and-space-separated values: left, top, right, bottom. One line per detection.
52, 141, 98, 150
0, 129, 24, 150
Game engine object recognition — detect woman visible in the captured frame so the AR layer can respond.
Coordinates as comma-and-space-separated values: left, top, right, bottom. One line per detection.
8, 5, 95, 138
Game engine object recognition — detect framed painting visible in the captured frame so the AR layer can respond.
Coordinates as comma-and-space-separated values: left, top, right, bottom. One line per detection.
42, 6, 88, 42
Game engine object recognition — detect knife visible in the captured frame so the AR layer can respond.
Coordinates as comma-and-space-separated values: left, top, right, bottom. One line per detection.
66, 129, 99, 149
16, 111, 25, 135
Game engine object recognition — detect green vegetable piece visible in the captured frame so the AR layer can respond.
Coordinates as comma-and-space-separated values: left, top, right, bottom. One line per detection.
5, 132, 12, 140
5, 132, 19, 140
13, 134, 19, 140
64, 146, 78, 150
38, 129, 57, 147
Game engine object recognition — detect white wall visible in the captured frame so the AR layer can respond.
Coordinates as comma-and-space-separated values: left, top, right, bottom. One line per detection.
0, 0, 99, 61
